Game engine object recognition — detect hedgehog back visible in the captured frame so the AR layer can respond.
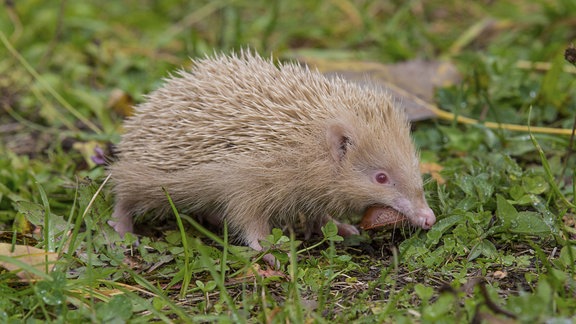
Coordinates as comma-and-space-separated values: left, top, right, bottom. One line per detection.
117, 52, 407, 174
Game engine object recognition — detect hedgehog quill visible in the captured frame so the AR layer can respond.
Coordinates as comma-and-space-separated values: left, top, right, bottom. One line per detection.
109, 51, 436, 264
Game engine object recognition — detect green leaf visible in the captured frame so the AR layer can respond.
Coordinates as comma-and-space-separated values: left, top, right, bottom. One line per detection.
522, 176, 549, 195
557, 246, 576, 270
320, 221, 343, 242
414, 283, 434, 303
96, 295, 133, 323
261, 228, 291, 249
34, 281, 64, 306
271, 228, 288, 244
152, 296, 167, 311
426, 214, 464, 244
540, 54, 566, 106
496, 195, 550, 235
15, 201, 68, 241
468, 239, 497, 261
422, 293, 455, 321
205, 281, 217, 291
33, 272, 67, 306
510, 212, 551, 235
495, 194, 517, 229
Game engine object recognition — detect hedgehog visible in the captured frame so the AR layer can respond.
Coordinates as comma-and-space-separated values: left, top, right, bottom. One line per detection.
109, 51, 436, 261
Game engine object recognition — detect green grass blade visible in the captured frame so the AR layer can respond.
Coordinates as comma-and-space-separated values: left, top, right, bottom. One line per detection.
163, 187, 191, 299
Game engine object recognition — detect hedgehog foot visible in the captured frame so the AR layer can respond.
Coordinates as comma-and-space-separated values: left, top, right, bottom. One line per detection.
335, 221, 360, 237
244, 223, 282, 268
306, 214, 359, 240
109, 202, 134, 237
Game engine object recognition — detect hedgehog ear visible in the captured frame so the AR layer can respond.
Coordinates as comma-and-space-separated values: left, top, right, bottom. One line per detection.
326, 122, 353, 162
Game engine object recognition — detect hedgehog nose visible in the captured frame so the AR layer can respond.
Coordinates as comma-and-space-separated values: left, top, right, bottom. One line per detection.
420, 207, 436, 229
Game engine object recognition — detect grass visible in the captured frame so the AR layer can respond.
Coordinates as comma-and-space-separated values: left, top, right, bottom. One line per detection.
1, 0, 575, 322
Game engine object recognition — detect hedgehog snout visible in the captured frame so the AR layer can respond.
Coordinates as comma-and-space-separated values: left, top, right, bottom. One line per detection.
418, 207, 436, 229
392, 197, 436, 229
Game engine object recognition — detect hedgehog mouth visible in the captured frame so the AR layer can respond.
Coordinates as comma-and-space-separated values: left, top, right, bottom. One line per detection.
359, 205, 408, 230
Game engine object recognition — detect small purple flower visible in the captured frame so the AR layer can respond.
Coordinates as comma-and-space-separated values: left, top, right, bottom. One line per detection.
91, 146, 106, 165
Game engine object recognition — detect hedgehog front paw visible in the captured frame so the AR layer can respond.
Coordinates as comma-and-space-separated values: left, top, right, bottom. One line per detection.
336, 222, 360, 237
312, 214, 360, 238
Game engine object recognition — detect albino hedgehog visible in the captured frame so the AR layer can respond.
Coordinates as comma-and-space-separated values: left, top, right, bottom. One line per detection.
109, 51, 436, 258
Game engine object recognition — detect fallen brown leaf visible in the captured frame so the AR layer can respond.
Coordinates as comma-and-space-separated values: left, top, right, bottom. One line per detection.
359, 206, 407, 230
293, 55, 461, 121
420, 162, 445, 184
492, 270, 508, 280
107, 88, 135, 117
0, 243, 58, 280
227, 263, 289, 285
292, 52, 575, 136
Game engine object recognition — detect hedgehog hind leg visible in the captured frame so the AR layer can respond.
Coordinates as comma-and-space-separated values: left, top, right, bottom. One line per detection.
109, 199, 134, 237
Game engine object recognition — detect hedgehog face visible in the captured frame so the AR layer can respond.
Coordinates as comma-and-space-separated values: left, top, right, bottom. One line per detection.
364, 167, 436, 229
326, 120, 436, 229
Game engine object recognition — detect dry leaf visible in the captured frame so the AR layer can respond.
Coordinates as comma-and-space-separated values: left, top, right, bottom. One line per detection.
291, 52, 573, 136
493, 270, 508, 279
420, 162, 445, 184
227, 263, 289, 284
292, 54, 461, 121
473, 313, 516, 324
107, 88, 135, 117
359, 206, 407, 230
0, 243, 58, 280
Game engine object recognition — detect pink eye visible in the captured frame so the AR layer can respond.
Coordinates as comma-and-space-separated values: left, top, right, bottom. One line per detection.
375, 172, 388, 184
